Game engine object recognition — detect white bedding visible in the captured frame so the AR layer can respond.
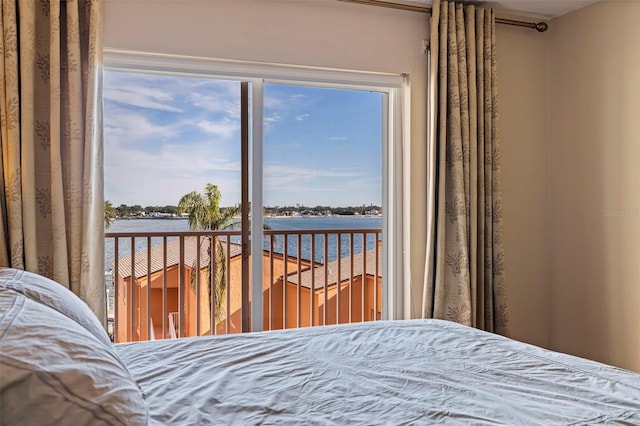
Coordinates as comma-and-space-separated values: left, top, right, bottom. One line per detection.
115, 319, 640, 425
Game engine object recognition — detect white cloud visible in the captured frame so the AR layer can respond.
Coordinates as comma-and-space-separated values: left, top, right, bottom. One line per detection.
264, 165, 360, 189
188, 87, 240, 118
103, 72, 382, 208
103, 71, 188, 112
261, 163, 382, 206
104, 70, 241, 118
104, 72, 246, 206
264, 93, 285, 110
264, 114, 282, 131
263, 90, 308, 130
105, 137, 242, 206
104, 87, 183, 113
104, 107, 180, 142
263, 176, 379, 207
196, 119, 238, 139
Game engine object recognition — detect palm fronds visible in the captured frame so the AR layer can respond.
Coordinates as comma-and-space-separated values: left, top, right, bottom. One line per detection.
178, 184, 238, 322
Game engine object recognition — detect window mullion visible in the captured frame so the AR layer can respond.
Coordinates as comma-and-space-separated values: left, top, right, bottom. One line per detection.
250, 80, 264, 332
241, 82, 250, 332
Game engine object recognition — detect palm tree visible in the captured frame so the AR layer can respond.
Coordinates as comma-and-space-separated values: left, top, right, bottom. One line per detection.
104, 200, 116, 229
178, 184, 239, 321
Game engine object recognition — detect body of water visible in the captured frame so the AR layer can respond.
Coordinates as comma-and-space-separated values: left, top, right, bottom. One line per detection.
104, 216, 382, 272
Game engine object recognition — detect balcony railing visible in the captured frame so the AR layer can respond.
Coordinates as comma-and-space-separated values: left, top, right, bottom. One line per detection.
105, 228, 382, 343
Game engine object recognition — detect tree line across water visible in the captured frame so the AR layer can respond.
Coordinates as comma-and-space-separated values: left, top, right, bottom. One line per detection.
104, 200, 381, 223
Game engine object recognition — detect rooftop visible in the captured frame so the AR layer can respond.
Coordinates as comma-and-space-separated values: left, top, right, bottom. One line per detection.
286, 247, 381, 290
116, 236, 242, 279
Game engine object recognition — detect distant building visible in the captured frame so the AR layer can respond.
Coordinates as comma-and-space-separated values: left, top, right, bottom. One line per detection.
279, 243, 382, 326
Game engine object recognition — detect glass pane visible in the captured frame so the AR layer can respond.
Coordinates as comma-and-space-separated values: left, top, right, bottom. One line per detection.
103, 71, 243, 341
262, 84, 383, 329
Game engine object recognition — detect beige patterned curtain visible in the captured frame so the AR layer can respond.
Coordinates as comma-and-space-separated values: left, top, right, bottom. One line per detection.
0, 0, 104, 321
422, 0, 509, 334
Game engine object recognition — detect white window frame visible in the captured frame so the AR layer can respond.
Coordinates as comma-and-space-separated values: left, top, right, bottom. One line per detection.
103, 49, 407, 329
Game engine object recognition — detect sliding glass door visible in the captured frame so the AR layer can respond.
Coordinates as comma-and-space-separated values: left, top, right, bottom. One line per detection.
103, 53, 402, 341
260, 83, 383, 329
104, 71, 249, 340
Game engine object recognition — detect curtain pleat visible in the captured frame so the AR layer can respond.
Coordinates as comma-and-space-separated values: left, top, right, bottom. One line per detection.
0, 0, 105, 322
423, 1, 509, 335
422, 0, 440, 319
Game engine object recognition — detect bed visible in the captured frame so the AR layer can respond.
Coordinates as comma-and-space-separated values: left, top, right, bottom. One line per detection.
2, 267, 640, 425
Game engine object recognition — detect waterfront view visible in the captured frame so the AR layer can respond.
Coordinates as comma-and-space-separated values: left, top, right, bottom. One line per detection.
103, 72, 385, 342
105, 215, 382, 272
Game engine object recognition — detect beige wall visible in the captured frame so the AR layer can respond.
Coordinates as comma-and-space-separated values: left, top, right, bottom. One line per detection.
548, 0, 640, 371
497, 0, 640, 371
496, 24, 551, 349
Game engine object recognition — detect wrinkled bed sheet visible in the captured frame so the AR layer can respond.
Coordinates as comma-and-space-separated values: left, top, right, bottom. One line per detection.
115, 319, 640, 425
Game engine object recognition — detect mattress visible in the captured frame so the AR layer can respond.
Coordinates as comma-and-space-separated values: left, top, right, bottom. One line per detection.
115, 319, 640, 425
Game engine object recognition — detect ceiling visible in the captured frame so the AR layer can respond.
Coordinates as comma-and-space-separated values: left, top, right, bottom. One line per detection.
405, 0, 601, 19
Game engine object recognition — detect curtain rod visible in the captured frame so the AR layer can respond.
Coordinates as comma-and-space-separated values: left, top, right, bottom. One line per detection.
337, 0, 549, 32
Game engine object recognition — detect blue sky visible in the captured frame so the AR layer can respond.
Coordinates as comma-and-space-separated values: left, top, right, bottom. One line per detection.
104, 70, 382, 208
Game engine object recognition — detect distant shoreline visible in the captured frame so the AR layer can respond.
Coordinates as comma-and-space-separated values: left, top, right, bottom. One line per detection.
264, 214, 382, 219
115, 214, 382, 221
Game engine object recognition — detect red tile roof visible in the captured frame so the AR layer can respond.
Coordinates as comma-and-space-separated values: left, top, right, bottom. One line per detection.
286, 248, 381, 290
116, 236, 242, 279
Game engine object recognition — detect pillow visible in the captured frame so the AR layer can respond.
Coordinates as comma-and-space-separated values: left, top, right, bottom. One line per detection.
0, 267, 112, 347
0, 287, 148, 425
